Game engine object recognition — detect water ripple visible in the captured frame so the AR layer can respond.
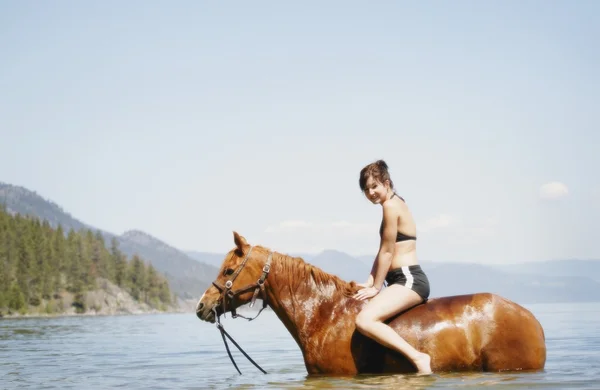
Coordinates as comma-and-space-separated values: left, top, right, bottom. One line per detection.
1, 303, 599, 389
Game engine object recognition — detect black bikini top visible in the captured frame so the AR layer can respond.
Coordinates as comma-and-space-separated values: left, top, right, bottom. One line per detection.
379, 193, 417, 242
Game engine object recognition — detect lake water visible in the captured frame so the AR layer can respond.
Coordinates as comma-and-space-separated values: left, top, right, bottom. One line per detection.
1, 301, 599, 389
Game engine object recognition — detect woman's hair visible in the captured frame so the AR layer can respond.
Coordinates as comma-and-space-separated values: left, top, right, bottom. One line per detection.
359, 159, 394, 191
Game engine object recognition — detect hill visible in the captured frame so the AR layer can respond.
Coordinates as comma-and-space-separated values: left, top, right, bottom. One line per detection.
185, 250, 227, 269
424, 261, 600, 304
490, 259, 600, 284
0, 182, 218, 299
4, 181, 599, 306
188, 247, 600, 304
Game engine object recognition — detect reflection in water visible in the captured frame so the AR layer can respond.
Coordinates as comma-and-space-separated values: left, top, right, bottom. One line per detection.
298, 373, 438, 389
266, 371, 538, 389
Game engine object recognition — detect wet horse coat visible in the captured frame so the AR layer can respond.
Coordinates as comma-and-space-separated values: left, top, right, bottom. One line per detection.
196, 233, 546, 375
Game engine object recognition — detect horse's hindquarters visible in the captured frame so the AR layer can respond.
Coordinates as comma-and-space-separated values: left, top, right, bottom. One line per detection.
482, 297, 546, 371
383, 293, 546, 373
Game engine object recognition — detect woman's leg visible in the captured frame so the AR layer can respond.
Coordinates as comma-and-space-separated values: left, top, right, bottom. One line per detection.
355, 284, 432, 374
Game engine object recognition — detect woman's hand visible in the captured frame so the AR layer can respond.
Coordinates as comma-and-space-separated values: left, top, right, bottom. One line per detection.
355, 281, 372, 288
353, 286, 380, 301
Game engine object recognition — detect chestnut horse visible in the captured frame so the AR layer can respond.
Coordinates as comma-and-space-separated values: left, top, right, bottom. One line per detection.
196, 232, 546, 375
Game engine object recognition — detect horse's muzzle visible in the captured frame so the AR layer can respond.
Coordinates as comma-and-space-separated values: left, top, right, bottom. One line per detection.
196, 302, 219, 323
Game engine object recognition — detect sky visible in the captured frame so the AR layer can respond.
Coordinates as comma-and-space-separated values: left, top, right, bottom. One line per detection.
1, 1, 598, 264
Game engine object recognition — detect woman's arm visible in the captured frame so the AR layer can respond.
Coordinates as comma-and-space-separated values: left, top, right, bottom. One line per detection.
354, 203, 398, 299
371, 202, 398, 290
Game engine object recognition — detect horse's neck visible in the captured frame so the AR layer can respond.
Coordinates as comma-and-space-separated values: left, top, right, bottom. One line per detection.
265, 256, 355, 344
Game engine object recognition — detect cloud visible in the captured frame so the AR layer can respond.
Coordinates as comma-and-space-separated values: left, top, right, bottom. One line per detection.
539, 181, 569, 200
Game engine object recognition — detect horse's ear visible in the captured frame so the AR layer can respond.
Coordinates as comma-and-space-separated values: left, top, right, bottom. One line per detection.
233, 231, 248, 251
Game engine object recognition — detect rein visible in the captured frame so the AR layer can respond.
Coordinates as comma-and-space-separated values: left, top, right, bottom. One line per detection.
210, 246, 272, 375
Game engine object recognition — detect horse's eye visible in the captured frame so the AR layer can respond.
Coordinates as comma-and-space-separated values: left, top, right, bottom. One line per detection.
223, 268, 234, 276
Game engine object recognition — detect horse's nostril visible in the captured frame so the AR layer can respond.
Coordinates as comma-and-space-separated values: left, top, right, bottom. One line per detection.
197, 302, 204, 311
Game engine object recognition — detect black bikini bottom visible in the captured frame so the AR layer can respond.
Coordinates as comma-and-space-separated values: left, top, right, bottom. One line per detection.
385, 265, 430, 302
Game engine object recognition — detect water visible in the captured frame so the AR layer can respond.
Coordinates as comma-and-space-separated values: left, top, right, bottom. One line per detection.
1, 302, 599, 389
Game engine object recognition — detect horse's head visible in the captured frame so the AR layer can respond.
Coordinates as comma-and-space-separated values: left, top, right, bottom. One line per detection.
196, 231, 273, 323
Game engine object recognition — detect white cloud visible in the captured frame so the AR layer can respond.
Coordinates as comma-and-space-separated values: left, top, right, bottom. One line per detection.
539, 181, 569, 200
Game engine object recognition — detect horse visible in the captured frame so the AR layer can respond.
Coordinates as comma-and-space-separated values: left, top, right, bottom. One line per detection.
195, 232, 547, 375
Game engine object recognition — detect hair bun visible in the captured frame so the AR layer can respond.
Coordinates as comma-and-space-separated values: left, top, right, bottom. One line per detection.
376, 159, 388, 171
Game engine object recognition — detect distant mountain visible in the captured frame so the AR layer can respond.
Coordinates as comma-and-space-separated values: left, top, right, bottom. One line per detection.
298, 253, 600, 303
185, 251, 227, 270
356, 255, 375, 266
1, 183, 90, 231
0, 182, 218, 299
5, 181, 599, 305
115, 230, 219, 299
186, 249, 371, 284
490, 259, 600, 284
303, 249, 371, 283
187, 243, 600, 304
424, 261, 600, 304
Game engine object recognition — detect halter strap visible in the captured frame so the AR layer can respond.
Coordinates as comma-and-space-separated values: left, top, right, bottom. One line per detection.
211, 247, 273, 317
209, 247, 274, 374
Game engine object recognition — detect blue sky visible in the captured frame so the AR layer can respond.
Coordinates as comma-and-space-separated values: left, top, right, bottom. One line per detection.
1, 1, 598, 264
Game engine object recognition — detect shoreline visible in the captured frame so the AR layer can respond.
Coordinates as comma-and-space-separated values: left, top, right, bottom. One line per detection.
0, 301, 271, 320
0, 297, 199, 320
0, 307, 194, 320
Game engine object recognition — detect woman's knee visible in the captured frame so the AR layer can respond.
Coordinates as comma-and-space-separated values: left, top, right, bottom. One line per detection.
355, 310, 376, 334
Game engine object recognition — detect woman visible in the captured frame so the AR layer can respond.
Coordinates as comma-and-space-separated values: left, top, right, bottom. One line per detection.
353, 159, 432, 374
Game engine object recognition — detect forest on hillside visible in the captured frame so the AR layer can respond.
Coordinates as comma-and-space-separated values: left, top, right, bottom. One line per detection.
0, 207, 174, 315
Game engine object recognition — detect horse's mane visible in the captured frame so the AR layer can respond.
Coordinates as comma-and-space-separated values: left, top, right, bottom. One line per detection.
265, 248, 360, 298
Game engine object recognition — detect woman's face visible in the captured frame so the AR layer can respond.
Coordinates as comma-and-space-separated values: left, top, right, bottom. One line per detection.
363, 175, 390, 204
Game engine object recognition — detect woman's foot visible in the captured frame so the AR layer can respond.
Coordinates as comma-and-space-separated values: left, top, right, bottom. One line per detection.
413, 352, 432, 374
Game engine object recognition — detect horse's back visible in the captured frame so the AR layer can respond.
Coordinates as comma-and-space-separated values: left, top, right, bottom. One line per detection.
383, 292, 546, 372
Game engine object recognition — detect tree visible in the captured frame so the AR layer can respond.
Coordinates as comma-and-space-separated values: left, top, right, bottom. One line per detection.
0, 208, 175, 315
127, 255, 146, 301
110, 238, 126, 287
8, 282, 25, 312
15, 218, 34, 304
159, 281, 172, 306
52, 225, 66, 291
145, 263, 160, 305
93, 231, 112, 280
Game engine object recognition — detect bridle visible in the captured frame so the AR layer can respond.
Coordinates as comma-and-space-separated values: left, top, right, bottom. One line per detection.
212, 245, 272, 319
209, 246, 273, 375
